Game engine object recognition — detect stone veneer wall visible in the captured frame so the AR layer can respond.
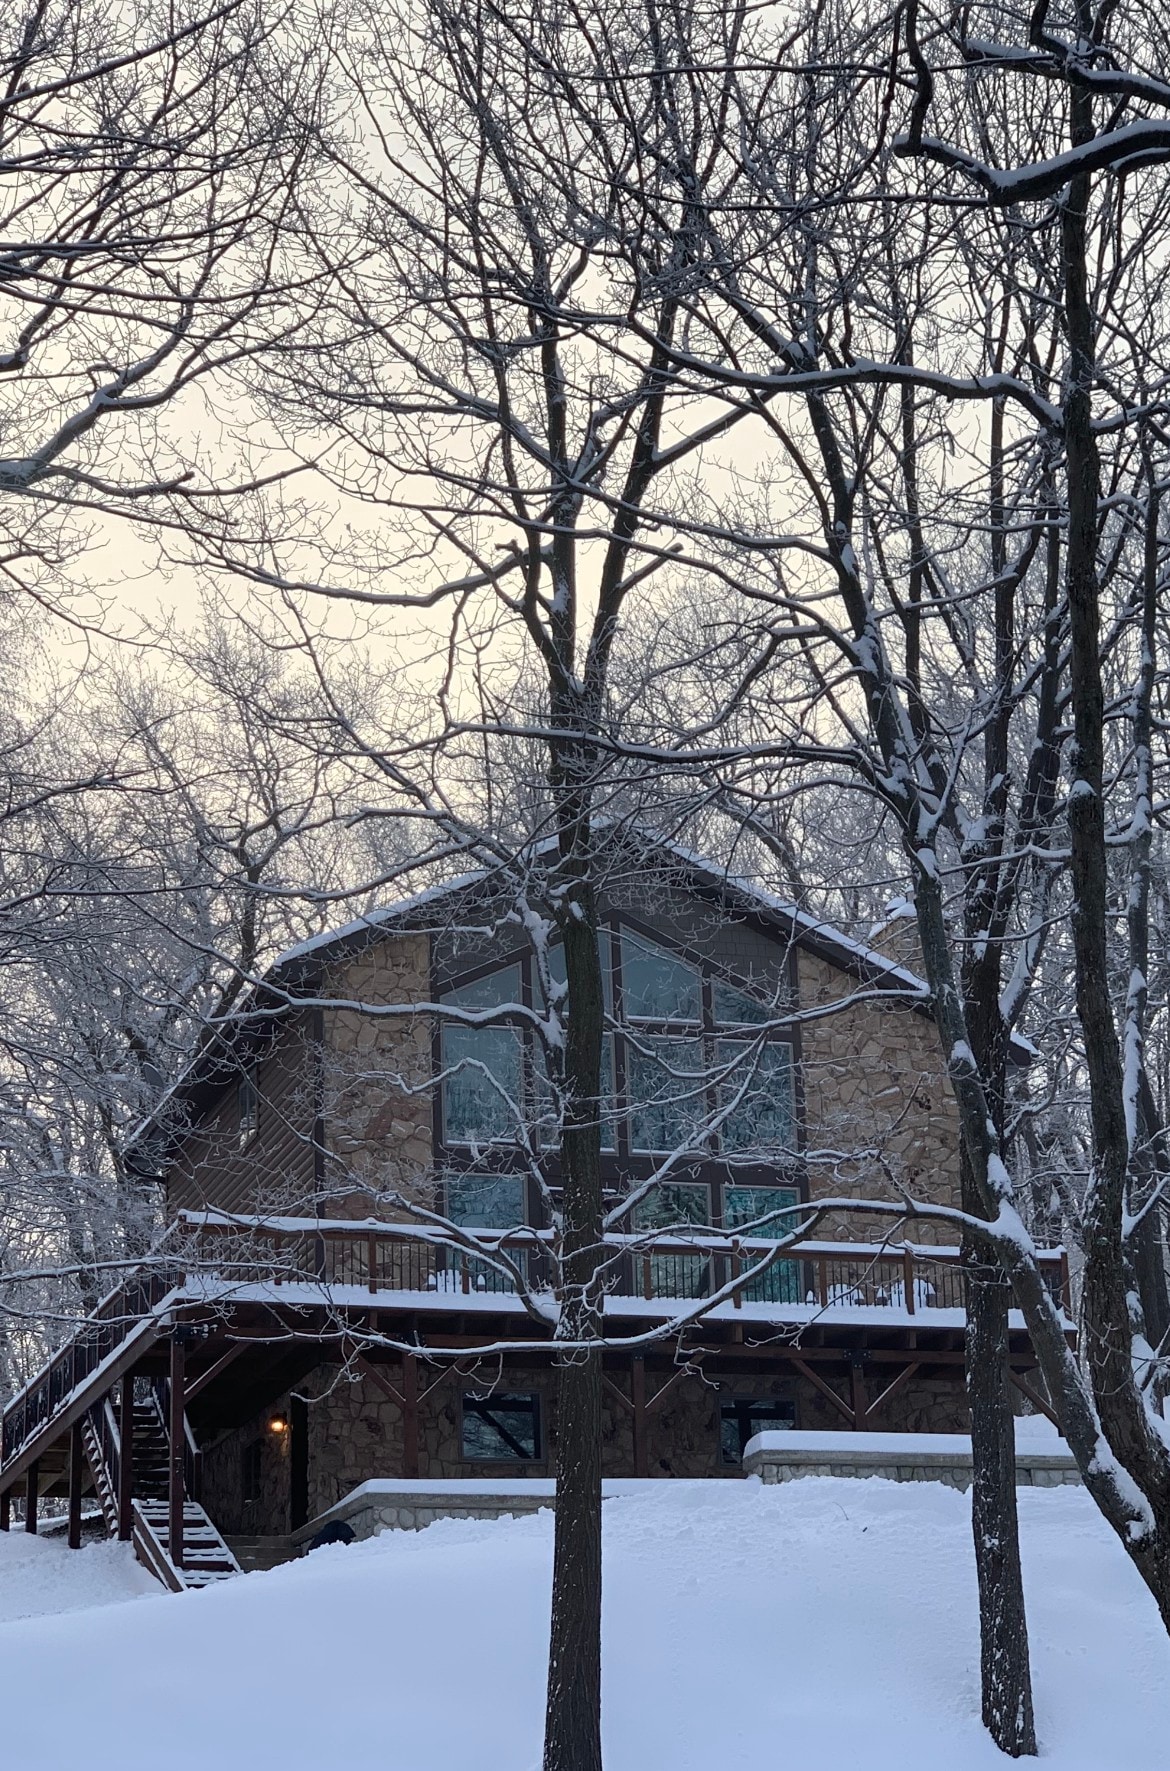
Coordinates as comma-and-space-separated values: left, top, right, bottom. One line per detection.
797, 950, 961, 1239
197, 1359, 970, 1537
319, 932, 434, 1218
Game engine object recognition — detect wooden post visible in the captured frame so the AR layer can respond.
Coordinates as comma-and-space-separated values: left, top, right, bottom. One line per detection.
368, 1231, 378, 1296
903, 1247, 916, 1315
68, 1420, 84, 1550
118, 1378, 135, 1542
401, 1351, 419, 1479
631, 1356, 648, 1479
169, 1335, 186, 1569
849, 1355, 868, 1430
0, 1489, 10, 1531
24, 1460, 39, 1534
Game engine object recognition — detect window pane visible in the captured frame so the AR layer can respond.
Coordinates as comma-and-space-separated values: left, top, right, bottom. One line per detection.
718, 1040, 794, 1154
720, 1399, 796, 1466
461, 1392, 540, 1461
631, 1182, 711, 1230
542, 932, 612, 1016
723, 1185, 800, 1236
725, 1185, 802, 1304
537, 1034, 615, 1151
442, 1024, 522, 1144
712, 978, 773, 1026
442, 964, 523, 1010
627, 1036, 707, 1153
630, 1182, 711, 1299
445, 1174, 526, 1228
620, 933, 701, 1022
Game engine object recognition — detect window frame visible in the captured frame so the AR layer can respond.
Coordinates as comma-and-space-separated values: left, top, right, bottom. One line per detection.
459, 1389, 543, 1464
237, 1073, 259, 1151
718, 1395, 798, 1467
433, 914, 805, 1231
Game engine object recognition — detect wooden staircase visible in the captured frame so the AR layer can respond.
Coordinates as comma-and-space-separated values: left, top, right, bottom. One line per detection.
132, 1499, 242, 1591
83, 1385, 241, 1593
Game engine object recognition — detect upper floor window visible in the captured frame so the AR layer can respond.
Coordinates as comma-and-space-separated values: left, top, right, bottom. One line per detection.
437, 924, 796, 1163
238, 1075, 258, 1150
441, 966, 523, 1147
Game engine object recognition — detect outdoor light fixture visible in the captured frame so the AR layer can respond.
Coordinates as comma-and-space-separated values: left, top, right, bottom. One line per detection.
268, 1415, 289, 1435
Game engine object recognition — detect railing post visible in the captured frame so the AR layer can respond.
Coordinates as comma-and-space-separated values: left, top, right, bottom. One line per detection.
368, 1232, 379, 1296
169, 1333, 186, 1570
816, 1257, 829, 1308
68, 1420, 84, 1551
118, 1377, 135, 1542
732, 1251, 742, 1309
1059, 1249, 1071, 1315
24, 1460, 39, 1534
0, 1489, 9, 1531
642, 1253, 653, 1302
903, 1246, 916, 1314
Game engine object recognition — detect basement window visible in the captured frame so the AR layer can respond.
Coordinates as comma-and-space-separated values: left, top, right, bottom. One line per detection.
720, 1398, 796, 1467
461, 1391, 541, 1462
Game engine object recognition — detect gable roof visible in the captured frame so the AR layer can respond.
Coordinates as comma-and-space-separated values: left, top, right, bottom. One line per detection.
124, 840, 1029, 1178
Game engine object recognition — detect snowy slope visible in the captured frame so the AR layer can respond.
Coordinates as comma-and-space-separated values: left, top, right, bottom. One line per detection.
0, 1479, 1166, 1770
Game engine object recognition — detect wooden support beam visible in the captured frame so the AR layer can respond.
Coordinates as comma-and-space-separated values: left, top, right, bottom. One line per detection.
185, 1341, 247, 1405
24, 1460, 39, 1534
1010, 1370, 1061, 1430
632, 1357, 648, 1480
789, 1357, 854, 1424
402, 1351, 419, 1479
169, 1335, 186, 1570
850, 1357, 868, 1430
601, 1376, 634, 1416
0, 1489, 9, 1531
68, 1421, 84, 1551
355, 1353, 405, 1410
118, 1377, 134, 1542
864, 1362, 921, 1424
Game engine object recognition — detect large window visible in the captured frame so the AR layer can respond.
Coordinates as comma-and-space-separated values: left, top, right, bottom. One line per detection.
437, 925, 800, 1233
461, 1392, 541, 1461
441, 965, 523, 1146
720, 1398, 796, 1466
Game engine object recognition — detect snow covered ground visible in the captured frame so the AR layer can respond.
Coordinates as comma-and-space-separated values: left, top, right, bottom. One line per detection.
1, 1477, 1166, 1770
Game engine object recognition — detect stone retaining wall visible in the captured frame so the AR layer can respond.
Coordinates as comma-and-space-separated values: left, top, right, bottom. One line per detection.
743, 1434, 1079, 1491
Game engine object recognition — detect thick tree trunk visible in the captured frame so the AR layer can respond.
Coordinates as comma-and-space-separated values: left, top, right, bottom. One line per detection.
543, 855, 606, 1771
545, 1344, 604, 1771
964, 1202, 1036, 1756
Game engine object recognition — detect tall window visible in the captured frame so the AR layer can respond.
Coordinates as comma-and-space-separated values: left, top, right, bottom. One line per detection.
437, 924, 799, 1212
238, 1075, 258, 1150
441, 966, 523, 1146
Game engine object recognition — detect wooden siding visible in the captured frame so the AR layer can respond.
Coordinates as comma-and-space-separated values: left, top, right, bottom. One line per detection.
166, 1011, 319, 1218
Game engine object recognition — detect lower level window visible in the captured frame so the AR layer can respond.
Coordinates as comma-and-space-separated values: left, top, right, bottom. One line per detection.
462, 1391, 541, 1461
720, 1398, 796, 1466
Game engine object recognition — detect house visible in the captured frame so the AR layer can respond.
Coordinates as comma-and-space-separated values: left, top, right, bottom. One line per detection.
0, 846, 1068, 1583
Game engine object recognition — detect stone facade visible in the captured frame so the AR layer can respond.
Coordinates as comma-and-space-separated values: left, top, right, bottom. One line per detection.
197, 1358, 969, 1538
797, 950, 961, 1239
319, 933, 434, 1218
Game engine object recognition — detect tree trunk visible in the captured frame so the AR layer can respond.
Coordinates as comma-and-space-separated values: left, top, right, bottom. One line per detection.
964, 1186, 1036, 1756
545, 1343, 604, 1771
544, 854, 606, 1771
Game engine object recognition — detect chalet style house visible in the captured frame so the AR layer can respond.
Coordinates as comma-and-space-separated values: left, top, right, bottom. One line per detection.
0, 847, 1068, 1588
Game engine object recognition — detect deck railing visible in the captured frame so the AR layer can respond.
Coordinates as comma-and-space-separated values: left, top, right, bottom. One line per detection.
178, 1211, 1070, 1320
0, 1264, 182, 1467
0, 1214, 1069, 1480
